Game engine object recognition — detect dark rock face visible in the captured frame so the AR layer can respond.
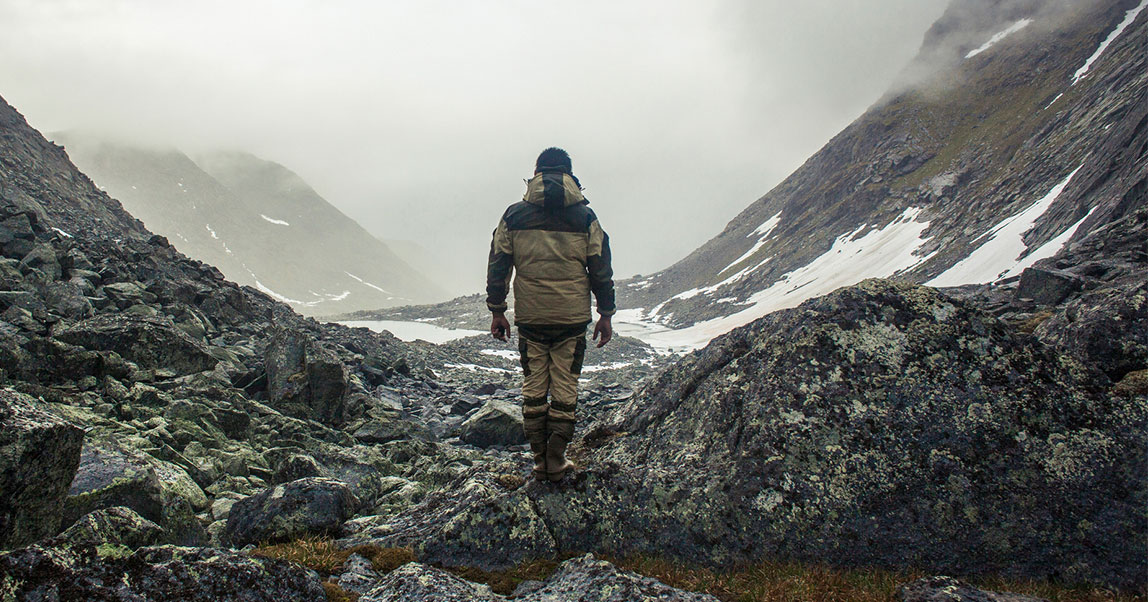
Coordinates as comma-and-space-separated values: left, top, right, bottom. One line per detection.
225, 477, 359, 546
899, 576, 1048, 602
0, 544, 327, 601
265, 327, 349, 424
590, 280, 1145, 587
57, 314, 218, 376
0, 389, 84, 548
457, 399, 526, 448
56, 506, 165, 549
1014, 267, 1083, 305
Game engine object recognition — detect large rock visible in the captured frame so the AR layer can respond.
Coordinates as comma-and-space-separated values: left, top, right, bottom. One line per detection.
56, 313, 218, 376
1037, 280, 1147, 382
64, 441, 208, 546
225, 477, 359, 546
0, 389, 84, 548
898, 576, 1048, 602
1014, 267, 1083, 306
357, 554, 718, 602
56, 506, 165, 549
457, 400, 525, 447
515, 554, 719, 601
265, 327, 349, 425
0, 544, 326, 601
360, 562, 500, 601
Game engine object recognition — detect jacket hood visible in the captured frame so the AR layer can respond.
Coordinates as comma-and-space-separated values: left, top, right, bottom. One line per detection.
523, 171, 587, 209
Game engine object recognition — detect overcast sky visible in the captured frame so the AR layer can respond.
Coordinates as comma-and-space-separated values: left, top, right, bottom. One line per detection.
0, 0, 948, 296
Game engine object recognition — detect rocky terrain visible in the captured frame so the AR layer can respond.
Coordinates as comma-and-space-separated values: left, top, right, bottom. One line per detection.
53, 134, 447, 315
0, 0, 1145, 599
611, 0, 1147, 350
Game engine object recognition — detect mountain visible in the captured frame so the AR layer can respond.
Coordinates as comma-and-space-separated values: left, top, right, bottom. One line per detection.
0, 0, 1144, 597
616, 0, 1146, 350
51, 135, 447, 315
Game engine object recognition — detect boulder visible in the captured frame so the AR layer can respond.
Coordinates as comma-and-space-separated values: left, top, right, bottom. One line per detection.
336, 552, 384, 595
457, 399, 525, 447
360, 562, 500, 602
1015, 267, 1083, 305
516, 554, 719, 601
265, 328, 348, 425
357, 555, 717, 602
1036, 280, 1147, 381
898, 576, 1048, 602
353, 415, 432, 444
64, 441, 208, 546
0, 544, 327, 601
225, 477, 359, 546
0, 389, 84, 548
55, 506, 165, 549
56, 314, 218, 376
16, 243, 60, 280
271, 453, 327, 485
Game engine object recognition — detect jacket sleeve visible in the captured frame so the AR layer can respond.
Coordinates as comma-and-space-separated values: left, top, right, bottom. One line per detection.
486, 217, 514, 313
586, 217, 616, 317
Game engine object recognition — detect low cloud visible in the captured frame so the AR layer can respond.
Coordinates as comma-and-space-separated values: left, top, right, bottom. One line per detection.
0, 0, 948, 295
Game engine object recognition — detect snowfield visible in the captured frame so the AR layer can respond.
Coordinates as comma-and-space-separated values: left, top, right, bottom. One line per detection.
927, 166, 1082, 287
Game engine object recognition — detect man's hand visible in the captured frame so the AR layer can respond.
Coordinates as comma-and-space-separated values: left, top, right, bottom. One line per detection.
593, 315, 613, 348
491, 313, 511, 342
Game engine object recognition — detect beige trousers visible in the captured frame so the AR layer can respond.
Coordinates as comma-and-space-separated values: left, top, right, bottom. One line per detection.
520, 334, 586, 442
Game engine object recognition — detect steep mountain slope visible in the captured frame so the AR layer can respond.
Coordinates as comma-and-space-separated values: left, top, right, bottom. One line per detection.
52, 135, 446, 315
618, 0, 1146, 350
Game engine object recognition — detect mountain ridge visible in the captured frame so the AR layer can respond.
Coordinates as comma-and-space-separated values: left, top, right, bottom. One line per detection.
52, 133, 447, 315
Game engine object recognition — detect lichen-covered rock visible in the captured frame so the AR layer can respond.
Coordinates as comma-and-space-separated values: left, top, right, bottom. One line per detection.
56, 506, 165, 549
517, 553, 719, 601
1037, 280, 1147, 382
64, 441, 209, 546
345, 280, 1147, 590
0, 544, 327, 601
356, 554, 717, 602
265, 327, 348, 425
56, 313, 218, 375
0, 388, 84, 548
898, 576, 1048, 602
359, 562, 500, 601
225, 477, 359, 546
457, 399, 525, 448
336, 552, 383, 594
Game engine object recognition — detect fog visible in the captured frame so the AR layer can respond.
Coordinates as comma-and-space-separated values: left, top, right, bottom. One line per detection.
0, 0, 948, 297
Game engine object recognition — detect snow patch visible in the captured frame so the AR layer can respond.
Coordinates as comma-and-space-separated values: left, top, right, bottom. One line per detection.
261, 214, 290, 226
617, 207, 935, 352
52, 227, 72, 238
338, 319, 484, 343
480, 349, 520, 360
927, 166, 1083, 287
965, 19, 1032, 58
1073, 0, 1148, 85
345, 272, 393, 294
205, 224, 219, 240
255, 281, 304, 305
444, 363, 516, 374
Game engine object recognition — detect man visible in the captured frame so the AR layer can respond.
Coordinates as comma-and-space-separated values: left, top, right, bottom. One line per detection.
486, 147, 615, 482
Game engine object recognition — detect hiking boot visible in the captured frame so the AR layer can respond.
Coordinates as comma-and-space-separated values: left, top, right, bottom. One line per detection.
529, 440, 547, 479
523, 414, 548, 479
545, 433, 575, 482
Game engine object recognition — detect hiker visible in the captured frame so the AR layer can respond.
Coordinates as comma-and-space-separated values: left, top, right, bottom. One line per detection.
486, 147, 616, 482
